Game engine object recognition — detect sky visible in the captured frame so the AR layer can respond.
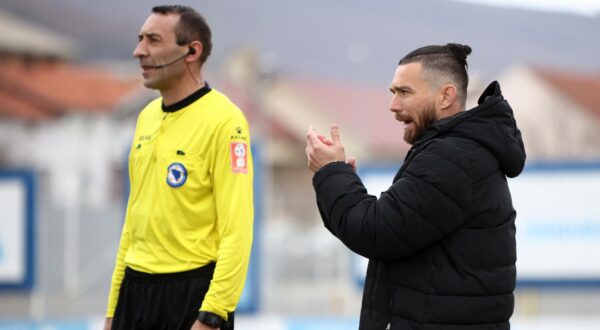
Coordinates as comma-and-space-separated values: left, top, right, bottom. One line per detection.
456, 0, 600, 16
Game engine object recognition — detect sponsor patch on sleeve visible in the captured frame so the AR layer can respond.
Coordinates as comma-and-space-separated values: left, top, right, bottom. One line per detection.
230, 142, 248, 173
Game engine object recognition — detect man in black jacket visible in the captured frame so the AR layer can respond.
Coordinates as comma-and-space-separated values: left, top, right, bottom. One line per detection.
306, 43, 525, 329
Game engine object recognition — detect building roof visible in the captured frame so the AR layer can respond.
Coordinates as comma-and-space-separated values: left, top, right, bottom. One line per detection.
0, 10, 76, 59
533, 67, 600, 118
281, 78, 411, 160
0, 60, 140, 121
217, 80, 298, 143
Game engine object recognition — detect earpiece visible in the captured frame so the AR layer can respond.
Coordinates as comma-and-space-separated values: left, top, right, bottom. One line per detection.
188, 47, 196, 55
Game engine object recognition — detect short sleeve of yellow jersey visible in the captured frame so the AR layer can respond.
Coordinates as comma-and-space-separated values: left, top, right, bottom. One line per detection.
200, 111, 254, 319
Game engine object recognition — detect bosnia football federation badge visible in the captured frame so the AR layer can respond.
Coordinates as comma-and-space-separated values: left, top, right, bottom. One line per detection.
166, 162, 187, 187
230, 142, 248, 173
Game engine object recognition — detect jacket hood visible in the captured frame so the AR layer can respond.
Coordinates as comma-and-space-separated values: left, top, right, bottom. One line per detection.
418, 81, 526, 178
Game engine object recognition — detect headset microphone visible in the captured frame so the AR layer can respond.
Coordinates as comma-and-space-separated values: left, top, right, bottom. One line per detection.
151, 47, 195, 69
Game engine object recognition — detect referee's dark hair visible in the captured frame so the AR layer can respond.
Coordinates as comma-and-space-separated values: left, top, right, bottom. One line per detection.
399, 43, 472, 107
152, 5, 212, 65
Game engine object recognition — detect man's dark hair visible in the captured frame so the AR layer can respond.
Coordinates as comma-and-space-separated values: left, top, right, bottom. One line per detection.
152, 5, 212, 64
399, 43, 472, 106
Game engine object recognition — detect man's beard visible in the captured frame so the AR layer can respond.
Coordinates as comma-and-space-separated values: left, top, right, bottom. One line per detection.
404, 101, 438, 144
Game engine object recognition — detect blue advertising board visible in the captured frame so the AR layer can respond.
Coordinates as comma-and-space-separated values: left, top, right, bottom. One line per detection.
0, 170, 35, 290
353, 162, 600, 287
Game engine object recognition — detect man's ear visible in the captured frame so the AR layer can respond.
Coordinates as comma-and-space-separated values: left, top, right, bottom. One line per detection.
439, 84, 457, 110
187, 40, 203, 62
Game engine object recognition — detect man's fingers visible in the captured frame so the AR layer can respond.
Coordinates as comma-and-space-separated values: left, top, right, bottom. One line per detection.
330, 124, 341, 145
318, 134, 333, 146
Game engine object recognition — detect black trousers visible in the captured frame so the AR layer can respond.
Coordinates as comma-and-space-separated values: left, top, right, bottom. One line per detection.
112, 263, 234, 330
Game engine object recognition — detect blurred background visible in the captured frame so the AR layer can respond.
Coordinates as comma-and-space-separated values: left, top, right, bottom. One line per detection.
0, 0, 599, 329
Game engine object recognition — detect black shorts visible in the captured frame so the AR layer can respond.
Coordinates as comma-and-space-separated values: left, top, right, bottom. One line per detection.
112, 263, 234, 330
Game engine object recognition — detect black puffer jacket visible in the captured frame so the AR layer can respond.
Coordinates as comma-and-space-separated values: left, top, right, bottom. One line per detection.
313, 82, 525, 329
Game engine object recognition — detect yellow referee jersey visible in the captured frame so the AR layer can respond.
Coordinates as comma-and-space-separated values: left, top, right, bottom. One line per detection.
106, 87, 254, 320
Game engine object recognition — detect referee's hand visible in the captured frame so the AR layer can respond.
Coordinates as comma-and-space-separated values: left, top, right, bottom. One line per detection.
191, 319, 220, 330
103, 318, 112, 330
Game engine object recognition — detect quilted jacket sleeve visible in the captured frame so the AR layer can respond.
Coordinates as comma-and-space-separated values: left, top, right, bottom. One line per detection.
312, 139, 473, 260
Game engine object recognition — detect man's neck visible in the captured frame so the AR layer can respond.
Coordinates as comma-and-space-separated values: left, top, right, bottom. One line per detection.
161, 76, 205, 106
438, 103, 465, 120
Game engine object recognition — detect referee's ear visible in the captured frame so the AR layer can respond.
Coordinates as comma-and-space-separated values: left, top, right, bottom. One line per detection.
187, 41, 203, 64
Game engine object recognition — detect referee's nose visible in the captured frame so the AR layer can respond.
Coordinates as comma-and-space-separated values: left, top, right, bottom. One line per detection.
133, 39, 148, 59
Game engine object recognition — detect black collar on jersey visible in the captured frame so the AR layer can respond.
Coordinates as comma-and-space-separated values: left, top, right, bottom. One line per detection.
162, 83, 212, 113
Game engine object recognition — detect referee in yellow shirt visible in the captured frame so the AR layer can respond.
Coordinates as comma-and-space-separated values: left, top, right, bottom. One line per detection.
104, 5, 253, 330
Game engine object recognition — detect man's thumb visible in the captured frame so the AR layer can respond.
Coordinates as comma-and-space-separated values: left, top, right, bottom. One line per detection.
347, 156, 357, 172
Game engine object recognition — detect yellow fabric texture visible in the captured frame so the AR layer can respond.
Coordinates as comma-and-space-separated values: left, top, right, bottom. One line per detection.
106, 89, 254, 320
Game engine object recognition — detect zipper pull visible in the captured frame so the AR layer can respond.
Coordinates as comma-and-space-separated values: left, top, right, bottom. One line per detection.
386, 323, 391, 330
